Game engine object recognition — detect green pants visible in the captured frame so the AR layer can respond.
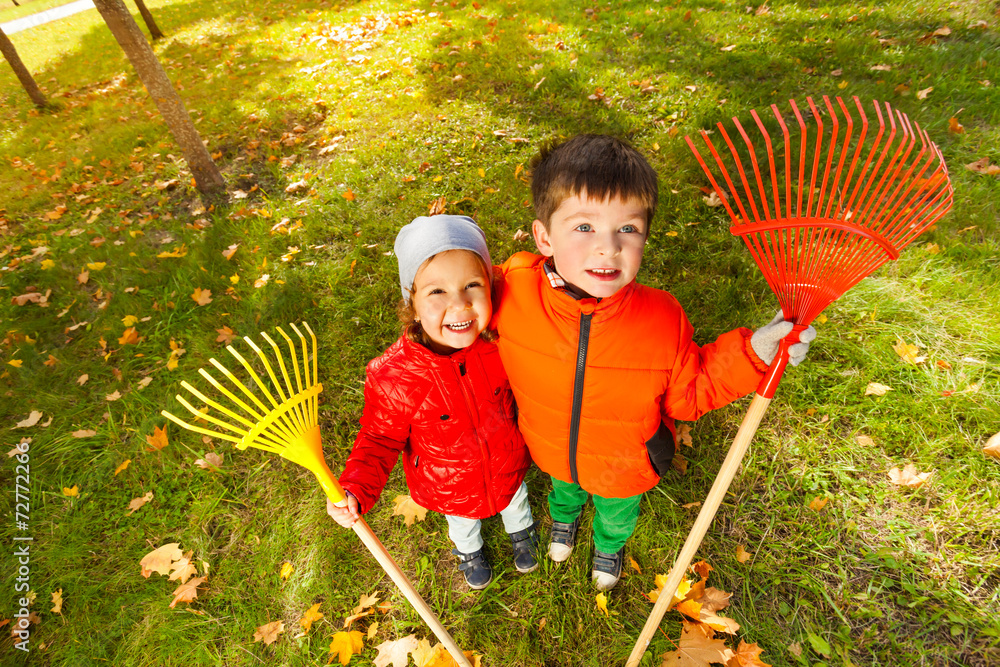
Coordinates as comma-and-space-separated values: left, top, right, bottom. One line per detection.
548, 477, 641, 554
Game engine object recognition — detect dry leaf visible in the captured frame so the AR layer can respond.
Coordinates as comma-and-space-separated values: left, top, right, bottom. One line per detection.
856, 434, 875, 447
596, 592, 609, 616
114, 459, 131, 476
374, 634, 420, 667
63, 485, 80, 496
865, 382, 893, 396
660, 620, 736, 666
513, 229, 530, 242
252, 619, 284, 644
629, 557, 643, 574
128, 491, 154, 514
280, 562, 294, 580
808, 496, 829, 511
215, 326, 237, 344
984, 432, 1000, 459
299, 603, 324, 633
191, 288, 213, 306
703, 191, 724, 207
194, 453, 223, 469
118, 327, 140, 345
146, 425, 169, 452
71, 429, 96, 438
140, 543, 183, 578
672, 453, 688, 475
168, 556, 198, 584
77, 374, 89, 386
735, 545, 752, 563
105, 390, 122, 402
51, 589, 63, 614
948, 117, 964, 134
222, 244, 239, 260
677, 423, 693, 447
342, 189, 356, 201
888, 463, 933, 488
733, 641, 772, 667
16, 411, 43, 428
916, 86, 933, 100
392, 495, 428, 525
329, 630, 364, 664
892, 339, 926, 364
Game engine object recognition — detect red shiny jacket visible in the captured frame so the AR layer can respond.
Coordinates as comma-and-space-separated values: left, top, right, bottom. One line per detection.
338, 335, 530, 519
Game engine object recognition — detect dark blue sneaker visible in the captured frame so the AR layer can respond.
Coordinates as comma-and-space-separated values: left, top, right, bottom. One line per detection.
452, 548, 492, 589
547, 516, 580, 562
509, 526, 540, 573
592, 547, 624, 591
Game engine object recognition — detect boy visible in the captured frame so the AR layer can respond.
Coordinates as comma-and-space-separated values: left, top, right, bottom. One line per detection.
493, 134, 813, 590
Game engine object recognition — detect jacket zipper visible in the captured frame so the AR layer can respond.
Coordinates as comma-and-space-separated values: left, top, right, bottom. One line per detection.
568, 312, 592, 485
455, 356, 498, 515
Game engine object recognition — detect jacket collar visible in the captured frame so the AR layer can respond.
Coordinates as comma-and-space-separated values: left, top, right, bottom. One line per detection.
538, 256, 637, 319
399, 333, 484, 366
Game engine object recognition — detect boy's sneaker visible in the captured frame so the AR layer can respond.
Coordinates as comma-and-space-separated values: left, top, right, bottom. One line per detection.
547, 516, 580, 563
509, 526, 540, 573
452, 548, 492, 590
591, 547, 624, 591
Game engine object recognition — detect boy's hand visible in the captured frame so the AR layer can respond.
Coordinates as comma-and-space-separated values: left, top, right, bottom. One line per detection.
751, 311, 817, 366
326, 493, 361, 528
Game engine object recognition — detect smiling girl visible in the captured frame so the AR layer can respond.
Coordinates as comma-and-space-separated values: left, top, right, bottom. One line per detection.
327, 215, 536, 589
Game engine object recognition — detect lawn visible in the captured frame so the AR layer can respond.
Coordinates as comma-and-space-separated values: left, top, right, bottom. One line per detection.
1, 0, 998, 665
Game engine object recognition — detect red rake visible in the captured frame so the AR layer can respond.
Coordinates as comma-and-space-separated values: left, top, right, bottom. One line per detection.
627, 96, 953, 664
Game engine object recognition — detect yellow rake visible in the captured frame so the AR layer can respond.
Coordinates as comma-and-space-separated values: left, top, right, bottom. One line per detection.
162, 323, 472, 667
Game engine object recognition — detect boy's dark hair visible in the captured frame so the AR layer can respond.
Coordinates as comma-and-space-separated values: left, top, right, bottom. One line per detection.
530, 134, 659, 230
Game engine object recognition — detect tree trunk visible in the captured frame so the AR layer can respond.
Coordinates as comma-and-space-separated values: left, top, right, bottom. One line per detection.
0, 28, 48, 108
132, 0, 163, 40
93, 0, 224, 195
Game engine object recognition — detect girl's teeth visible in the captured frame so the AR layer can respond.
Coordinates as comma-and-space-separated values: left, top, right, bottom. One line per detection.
446, 321, 473, 331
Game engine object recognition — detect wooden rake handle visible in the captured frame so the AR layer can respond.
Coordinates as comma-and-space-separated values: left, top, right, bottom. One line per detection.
349, 516, 473, 667
625, 393, 773, 666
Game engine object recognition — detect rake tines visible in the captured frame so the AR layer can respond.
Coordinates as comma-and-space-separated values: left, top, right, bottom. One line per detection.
627, 97, 954, 666
686, 95, 953, 326
160, 322, 473, 666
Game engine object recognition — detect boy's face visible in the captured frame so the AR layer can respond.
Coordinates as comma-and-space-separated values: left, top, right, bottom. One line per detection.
532, 190, 647, 299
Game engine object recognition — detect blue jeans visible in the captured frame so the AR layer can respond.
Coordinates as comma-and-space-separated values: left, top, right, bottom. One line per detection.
444, 482, 534, 554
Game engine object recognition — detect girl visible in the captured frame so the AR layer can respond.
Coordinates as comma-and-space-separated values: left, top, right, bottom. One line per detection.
327, 215, 536, 589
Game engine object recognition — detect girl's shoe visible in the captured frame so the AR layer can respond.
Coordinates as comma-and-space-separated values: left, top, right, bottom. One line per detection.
547, 517, 580, 562
508, 526, 540, 573
591, 547, 624, 591
452, 548, 493, 589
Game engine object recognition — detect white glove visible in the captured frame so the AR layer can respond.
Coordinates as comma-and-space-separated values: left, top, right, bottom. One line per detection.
750, 310, 817, 366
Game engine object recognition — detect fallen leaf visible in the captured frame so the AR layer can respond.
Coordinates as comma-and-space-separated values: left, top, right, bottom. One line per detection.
856, 434, 875, 447
299, 602, 324, 633
51, 589, 63, 614
629, 557, 643, 574
677, 423, 693, 447
948, 117, 964, 134
916, 86, 933, 100
374, 634, 419, 667
932, 25, 951, 37
63, 485, 80, 496
140, 543, 183, 577
682, 501, 702, 509
128, 491, 154, 514
513, 229, 530, 242
280, 562, 294, 580
865, 382, 893, 396
342, 189, 356, 201
735, 545, 752, 563
892, 339, 922, 364
672, 453, 688, 474
168, 556, 198, 584
192, 288, 213, 306
157, 244, 188, 258
114, 459, 131, 476
697, 587, 732, 613
703, 191, 724, 207
146, 426, 169, 452
119, 327, 140, 345
106, 390, 122, 402
253, 619, 284, 645
16, 411, 43, 428
77, 374, 89, 386
788, 642, 803, 658
392, 495, 428, 525
733, 640, 772, 667
888, 463, 933, 488
596, 592, 609, 616
660, 620, 736, 666
194, 453, 223, 469
808, 496, 829, 511
222, 244, 239, 260
329, 630, 364, 664
215, 326, 237, 344
368, 622, 380, 640
984, 432, 1000, 459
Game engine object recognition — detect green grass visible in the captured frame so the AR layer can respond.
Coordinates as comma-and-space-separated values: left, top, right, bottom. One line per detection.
1, 0, 998, 664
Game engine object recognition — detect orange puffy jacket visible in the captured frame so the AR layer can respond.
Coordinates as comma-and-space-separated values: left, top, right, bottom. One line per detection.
494, 252, 767, 498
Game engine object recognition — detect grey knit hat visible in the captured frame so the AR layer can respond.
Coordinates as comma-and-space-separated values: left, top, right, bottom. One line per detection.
394, 215, 492, 299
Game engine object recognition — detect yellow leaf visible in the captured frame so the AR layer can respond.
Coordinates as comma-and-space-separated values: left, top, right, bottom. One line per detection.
736, 545, 752, 563
63, 485, 80, 497
478, 168, 485, 178
280, 562, 294, 580
41, 259, 55, 270
392, 495, 428, 525
8, 359, 23, 367
230, 273, 240, 284
629, 557, 642, 574
299, 602, 323, 632
114, 459, 131, 476
118, 327, 140, 345
838, 80, 849, 89
222, 244, 239, 260
128, 491, 154, 514
191, 288, 213, 306
865, 382, 893, 396
122, 315, 139, 327
808, 496, 829, 511
157, 244, 188, 258
146, 425, 169, 452
140, 543, 183, 577
51, 589, 63, 614
87, 262, 107, 271
329, 630, 364, 665
367, 621, 379, 640
595, 592, 609, 616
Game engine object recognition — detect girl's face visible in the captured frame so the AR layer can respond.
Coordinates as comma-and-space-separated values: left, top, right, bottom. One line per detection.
411, 249, 492, 355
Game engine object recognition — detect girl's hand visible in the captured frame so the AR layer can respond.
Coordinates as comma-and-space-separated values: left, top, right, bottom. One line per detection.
327, 493, 361, 528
